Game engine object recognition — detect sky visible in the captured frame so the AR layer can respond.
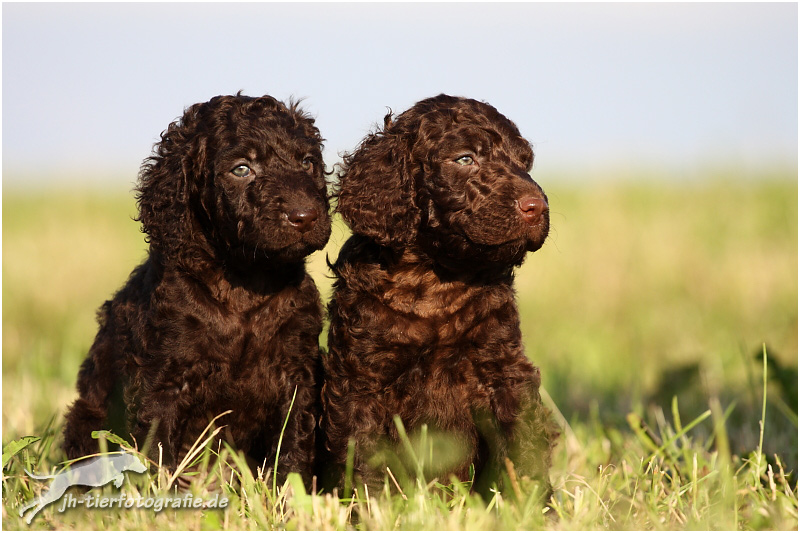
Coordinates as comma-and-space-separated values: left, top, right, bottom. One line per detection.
2, 2, 797, 187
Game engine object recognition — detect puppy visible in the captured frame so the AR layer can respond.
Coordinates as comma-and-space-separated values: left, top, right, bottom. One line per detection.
322, 94, 556, 496
62, 94, 331, 486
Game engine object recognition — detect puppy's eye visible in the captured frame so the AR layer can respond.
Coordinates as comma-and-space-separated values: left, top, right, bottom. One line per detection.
231, 165, 251, 178
455, 155, 475, 166
302, 157, 314, 171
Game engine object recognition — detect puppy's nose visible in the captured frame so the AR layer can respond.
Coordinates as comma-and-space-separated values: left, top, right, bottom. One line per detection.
516, 196, 548, 225
287, 208, 319, 233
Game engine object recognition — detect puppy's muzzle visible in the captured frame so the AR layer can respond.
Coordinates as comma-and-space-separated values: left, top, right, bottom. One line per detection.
516, 196, 549, 226
286, 207, 319, 233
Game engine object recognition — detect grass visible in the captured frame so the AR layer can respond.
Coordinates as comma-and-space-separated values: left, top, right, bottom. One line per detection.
2, 173, 797, 529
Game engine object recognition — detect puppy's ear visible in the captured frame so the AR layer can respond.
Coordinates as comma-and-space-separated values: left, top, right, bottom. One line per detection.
336, 115, 420, 247
136, 102, 209, 257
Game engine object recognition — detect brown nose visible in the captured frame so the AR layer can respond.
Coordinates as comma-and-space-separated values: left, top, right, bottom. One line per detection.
516, 197, 548, 225
287, 208, 319, 233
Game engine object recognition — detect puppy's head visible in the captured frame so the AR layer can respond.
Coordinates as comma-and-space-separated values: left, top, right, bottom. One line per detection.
337, 94, 548, 268
138, 94, 331, 263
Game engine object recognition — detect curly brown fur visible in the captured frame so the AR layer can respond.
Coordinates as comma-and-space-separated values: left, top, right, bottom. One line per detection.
62, 94, 331, 486
322, 94, 557, 498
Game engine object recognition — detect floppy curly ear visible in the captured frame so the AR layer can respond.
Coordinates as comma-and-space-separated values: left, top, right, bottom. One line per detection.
336, 117, 420, 248
135, 105, 208, 258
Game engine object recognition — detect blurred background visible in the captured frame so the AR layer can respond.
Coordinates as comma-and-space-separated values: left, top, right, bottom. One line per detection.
3, 3, 797, 476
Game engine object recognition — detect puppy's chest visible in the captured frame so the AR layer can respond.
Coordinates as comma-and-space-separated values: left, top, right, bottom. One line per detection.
140, 282, 319, 413
352, 282, 522, 392
148, 280, 316, 368
367, 286, 531, 426
372, 278, 518, 350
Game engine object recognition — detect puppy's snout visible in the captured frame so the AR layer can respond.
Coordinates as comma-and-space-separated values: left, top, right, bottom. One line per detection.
516, 196, 548, 225
287, 207, 319, 233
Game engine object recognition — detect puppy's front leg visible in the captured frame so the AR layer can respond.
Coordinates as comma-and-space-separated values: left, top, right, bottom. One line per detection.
270, 382, 318, 488
507, 381, 557, 496
63, 302, 121, 459
133, 386, 187, 467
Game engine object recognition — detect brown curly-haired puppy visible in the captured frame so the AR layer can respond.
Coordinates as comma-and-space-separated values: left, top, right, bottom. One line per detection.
62, 94, 331, 486
322, 94, 557, 497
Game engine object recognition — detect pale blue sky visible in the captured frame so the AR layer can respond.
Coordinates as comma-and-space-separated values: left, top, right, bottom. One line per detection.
3, 2, 797, 186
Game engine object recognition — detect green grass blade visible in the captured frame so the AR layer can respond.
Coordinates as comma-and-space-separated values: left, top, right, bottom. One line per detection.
755, 344, 768, 488
273, 385, 298, 499
393, 415, 424, 485
343, 437, 355, 501
91, 429, 132, 449
2, 437, 41, 470
646, 409, 712, 464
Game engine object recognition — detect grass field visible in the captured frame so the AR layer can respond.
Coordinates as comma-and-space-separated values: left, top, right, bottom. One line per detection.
2, 173, 797, 529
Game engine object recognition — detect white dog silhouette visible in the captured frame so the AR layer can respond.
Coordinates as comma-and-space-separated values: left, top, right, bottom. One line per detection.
19, 452, 148, 524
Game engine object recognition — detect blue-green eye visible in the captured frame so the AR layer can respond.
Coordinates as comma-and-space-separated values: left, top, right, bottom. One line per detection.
302, 157, 314, 171
231, 165, 251, 178
455, 155, 475, 166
